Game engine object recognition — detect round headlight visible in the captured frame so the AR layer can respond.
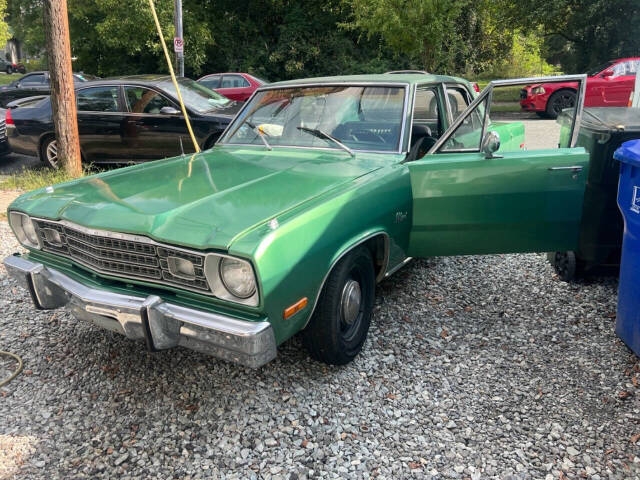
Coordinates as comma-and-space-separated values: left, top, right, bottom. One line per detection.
219, 257, 256, 299
9, 212, 40, 249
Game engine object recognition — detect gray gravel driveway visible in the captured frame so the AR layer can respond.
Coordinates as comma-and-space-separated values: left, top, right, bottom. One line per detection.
0, 221, 638, 479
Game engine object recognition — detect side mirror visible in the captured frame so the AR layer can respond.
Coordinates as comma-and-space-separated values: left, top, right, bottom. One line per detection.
160, 106, 180, 115
601, 69, 614, 78
482, 130, 501, 159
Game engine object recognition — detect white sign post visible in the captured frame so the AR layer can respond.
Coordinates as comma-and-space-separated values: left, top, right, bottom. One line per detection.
173, 37, 183, 54
633, 68, 640, 108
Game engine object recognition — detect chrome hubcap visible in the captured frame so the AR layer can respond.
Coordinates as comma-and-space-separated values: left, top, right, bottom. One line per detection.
46, 140, 58, 166
341, 279, 361, 326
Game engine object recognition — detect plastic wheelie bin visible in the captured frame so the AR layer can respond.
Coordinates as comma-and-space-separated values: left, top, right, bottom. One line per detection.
614, 139, 640, 356
548, 107, 640, 281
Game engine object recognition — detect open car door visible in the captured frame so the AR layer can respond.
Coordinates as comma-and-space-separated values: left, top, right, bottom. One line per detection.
407, 75, 589, 257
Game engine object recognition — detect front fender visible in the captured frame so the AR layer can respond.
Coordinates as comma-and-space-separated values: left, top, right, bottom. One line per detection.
230, 163, 413, 344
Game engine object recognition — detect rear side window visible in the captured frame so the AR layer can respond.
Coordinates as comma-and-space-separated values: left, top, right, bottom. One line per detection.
77, 86, 120, 112
200, 75, 221, 89
221, 75, 249, 88
124, 86, 174, 114
20, 74, 46, 85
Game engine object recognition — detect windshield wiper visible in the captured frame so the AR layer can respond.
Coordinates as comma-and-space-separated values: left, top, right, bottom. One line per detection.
297, 127, 355, 157
246, 120, 272, 151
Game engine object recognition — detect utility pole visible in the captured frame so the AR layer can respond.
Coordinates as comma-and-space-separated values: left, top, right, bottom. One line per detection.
43, 0, 81, 176
174, 0, 184, 77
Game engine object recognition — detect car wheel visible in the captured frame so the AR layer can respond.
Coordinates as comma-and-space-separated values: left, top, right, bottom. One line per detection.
546, 90, 576, 119
40, 136, 60, 169
548, 250, 581, 282
5, 66, 11, 74
302, 247, 375, 365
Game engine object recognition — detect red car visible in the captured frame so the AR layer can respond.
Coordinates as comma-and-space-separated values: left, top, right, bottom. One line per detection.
196, 72, 267, 102
520, 57, 640, 118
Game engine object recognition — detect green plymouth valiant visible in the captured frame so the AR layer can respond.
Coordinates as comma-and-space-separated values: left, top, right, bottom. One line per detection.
4, 73, 589, 367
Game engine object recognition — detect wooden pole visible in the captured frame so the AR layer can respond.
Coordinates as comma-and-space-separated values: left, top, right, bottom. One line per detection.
43, 0, 82, 176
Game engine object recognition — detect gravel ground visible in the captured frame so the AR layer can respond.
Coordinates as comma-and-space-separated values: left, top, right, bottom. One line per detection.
0, 220, 639, 480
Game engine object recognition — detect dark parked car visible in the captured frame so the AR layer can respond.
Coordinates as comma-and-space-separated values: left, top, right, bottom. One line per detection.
6, 75, 241, 167
0, 58, 26, 74
0, 71, 98, 107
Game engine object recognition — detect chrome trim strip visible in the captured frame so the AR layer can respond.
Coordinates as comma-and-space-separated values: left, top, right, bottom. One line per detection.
303, 231, 391, 329
3, 255, 276, 368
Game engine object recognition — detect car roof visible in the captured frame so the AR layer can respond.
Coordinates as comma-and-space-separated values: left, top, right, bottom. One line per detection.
81, 75, 174, 87
266, 73, 470, 88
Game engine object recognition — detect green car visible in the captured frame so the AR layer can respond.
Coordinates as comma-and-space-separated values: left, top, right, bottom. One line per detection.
3, 73, 589, 367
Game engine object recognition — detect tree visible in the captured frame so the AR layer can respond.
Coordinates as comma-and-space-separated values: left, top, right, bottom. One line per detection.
498, 0, 640, 73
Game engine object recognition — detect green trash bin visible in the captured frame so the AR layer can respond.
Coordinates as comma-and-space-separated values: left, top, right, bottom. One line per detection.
548, 107, 640, 281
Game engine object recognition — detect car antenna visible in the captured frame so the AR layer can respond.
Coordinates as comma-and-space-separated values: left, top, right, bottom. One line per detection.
179, 137, 185, 156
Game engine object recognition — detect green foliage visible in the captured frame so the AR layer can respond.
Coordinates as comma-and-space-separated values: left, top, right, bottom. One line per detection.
483, 31, 559, 79
6, 0, 44, 56
0, 167, 79, 191
498, 0, 640, 73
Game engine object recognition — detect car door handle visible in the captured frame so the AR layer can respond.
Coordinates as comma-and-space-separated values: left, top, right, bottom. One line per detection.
548, 166, 583, 172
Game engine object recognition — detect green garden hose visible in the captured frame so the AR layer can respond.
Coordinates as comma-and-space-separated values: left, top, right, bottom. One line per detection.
0, 351, 23, 387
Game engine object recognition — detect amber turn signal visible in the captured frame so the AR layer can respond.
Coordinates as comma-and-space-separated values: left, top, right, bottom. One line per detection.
283, 297, 308, 319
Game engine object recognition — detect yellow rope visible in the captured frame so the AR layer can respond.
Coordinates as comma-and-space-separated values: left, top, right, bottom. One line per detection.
147, 0, 200, 153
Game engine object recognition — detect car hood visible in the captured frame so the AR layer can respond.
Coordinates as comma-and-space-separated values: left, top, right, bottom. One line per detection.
11, 147, 386, 250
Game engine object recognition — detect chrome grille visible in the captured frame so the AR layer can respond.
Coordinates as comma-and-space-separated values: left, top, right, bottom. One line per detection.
0, 119, 6, 139
33, 219, 211, 293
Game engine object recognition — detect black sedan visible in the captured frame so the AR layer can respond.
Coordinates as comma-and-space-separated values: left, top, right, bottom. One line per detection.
0, 71, 97, 107
6, 75, 241, 168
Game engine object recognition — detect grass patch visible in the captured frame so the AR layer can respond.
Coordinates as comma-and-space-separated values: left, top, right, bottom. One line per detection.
0, 73, 22, 86
491, 103, 522, 113
0, 167, 80, 191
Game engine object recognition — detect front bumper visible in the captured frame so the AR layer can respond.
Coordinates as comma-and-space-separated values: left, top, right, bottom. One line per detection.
3, 254, 277, 368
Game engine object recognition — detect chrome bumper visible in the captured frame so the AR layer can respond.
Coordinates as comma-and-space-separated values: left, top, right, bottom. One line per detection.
3, 255, 277, 368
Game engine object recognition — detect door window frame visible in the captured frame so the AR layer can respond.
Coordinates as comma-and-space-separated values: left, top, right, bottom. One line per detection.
428, 74, 588, 154
76, 85, 124, 113
122, 84, 179, 116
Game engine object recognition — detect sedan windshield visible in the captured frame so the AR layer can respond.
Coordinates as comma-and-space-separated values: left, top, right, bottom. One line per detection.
157, 78, 232, 113
220, 85, 406, 152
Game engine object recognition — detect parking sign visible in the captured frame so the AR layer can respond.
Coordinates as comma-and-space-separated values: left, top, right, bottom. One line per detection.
174, 37, 184, 53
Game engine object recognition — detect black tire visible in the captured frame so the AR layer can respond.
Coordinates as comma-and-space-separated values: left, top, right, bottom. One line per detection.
302, 247, 376, 365
549, 251, 580, 282
5, 66, 11, 74
545, 90, 576, 119
39, 135, 59, 169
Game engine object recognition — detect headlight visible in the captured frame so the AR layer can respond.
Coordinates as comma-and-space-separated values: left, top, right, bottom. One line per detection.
219, 257, 256, 299
9, 212, 40, 249
531, 86, 546, 95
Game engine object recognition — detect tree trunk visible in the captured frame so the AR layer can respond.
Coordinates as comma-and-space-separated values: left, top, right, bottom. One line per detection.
43, 0, 81, 176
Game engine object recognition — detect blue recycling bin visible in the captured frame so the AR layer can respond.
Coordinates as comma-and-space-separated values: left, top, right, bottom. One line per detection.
615, 139, 640, 356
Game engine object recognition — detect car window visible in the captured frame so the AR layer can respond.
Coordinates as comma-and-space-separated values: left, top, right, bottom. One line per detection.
77, 86, 120, 112
20, 74, 46, 85
222, 85, 406, 152
440, 97, 487, 152
124, 86, 173, 114
200, 75, 221, 89
413, 87, 441, 137
612, 60, 640, 77
447, 87, 471, 121
221, 75, 249, 88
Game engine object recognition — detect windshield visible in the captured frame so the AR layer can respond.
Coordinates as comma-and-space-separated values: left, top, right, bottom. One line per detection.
587, 61, 615, 76
157, 78, 232, 113
220, 85, 407, 152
